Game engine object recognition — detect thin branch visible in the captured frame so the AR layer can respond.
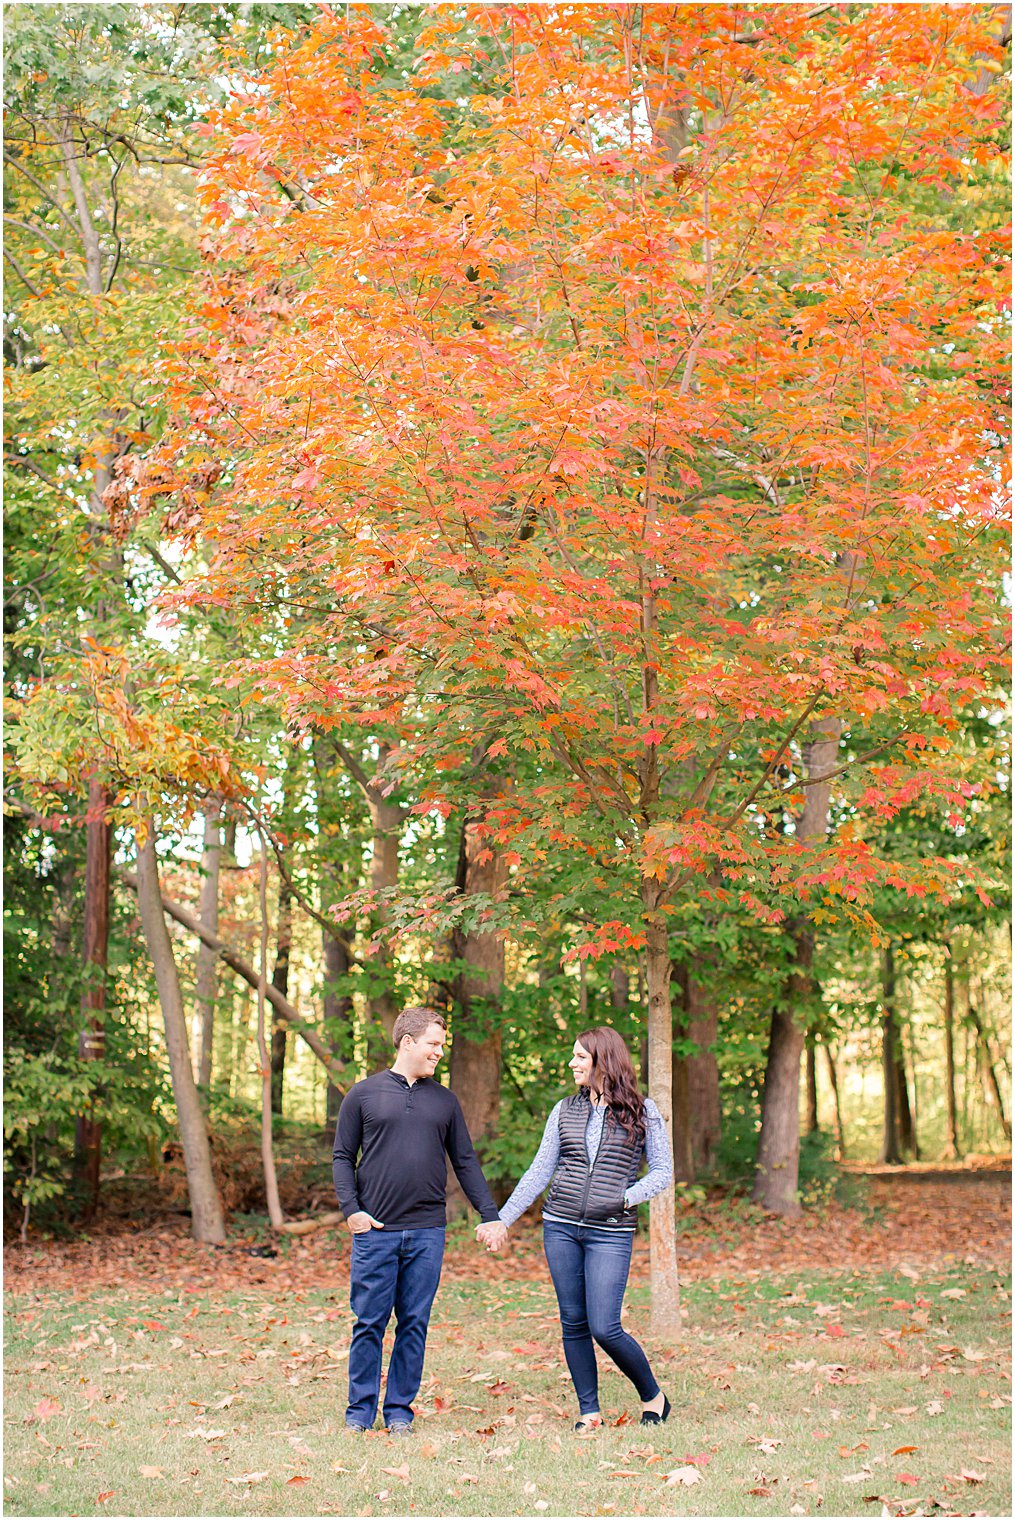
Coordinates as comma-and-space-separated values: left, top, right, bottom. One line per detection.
3, 151, 79, 234
3, 215, 64, 256
236, 798, 365, 965
138, 539, 183, 585
3, 248, 42, 299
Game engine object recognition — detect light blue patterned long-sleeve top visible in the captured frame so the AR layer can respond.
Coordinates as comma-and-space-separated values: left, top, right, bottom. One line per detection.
498, 1098, 672, 1228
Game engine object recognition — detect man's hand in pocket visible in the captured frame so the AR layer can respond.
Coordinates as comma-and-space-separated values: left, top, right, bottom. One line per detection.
347, 1212, 384, 1234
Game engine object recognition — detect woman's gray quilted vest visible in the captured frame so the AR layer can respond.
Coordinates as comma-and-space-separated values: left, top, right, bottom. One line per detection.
543, 1092, 643, 1230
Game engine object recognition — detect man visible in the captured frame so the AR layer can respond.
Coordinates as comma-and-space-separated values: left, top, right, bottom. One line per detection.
332, 1006, 507, 1434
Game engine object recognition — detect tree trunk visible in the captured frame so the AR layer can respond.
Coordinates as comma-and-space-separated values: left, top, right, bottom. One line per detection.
74, 779, 111, 1215
671, 961, 721, 1180
448, 813, 507, 1216
134, 824, 225, 1243
270, 885, 293, 1114
671, 1025, 695, 1184
879, 945, 903, 1165
644, 904, 681, 1336
193, 803, 221, 1094
312, 730, 355, 1129
824, 1043, 846, 1159
967, 1003, 1011, 1141
753, 999, 807, 1215
63, 138, 123, 1216
942, 947, 961, 1159
257, 846, 284, 1228
804, 1039, 819, 1134
895, 1041, 916, 1157
366, 778, 403, 1059
752, 716, 841, 1214
323, 923, 351, 1131
904, 1015, 922, 1160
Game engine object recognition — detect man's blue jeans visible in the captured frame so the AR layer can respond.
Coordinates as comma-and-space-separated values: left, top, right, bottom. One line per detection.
543, 1219, 660, 1416
346, 1225, 445, 1428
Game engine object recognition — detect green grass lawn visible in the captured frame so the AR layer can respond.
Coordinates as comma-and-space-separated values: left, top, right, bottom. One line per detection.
4, 1262, 1010, 1517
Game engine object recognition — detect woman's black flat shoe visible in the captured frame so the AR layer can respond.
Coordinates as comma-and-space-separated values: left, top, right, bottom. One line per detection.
640, 1393, 671, 1425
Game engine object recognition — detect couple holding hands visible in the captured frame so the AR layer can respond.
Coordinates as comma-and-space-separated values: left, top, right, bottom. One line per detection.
332, 1008, 672, 1436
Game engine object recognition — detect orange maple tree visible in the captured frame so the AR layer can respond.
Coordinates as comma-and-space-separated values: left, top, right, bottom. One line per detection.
138, 3, 1009, 1325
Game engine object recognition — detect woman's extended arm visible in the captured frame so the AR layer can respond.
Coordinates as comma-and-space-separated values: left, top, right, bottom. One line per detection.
623, 1099, 674, 1208
497, 1102, 563, 1227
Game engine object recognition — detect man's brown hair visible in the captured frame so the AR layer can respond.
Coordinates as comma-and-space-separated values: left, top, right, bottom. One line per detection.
392, 1006, 447, 1048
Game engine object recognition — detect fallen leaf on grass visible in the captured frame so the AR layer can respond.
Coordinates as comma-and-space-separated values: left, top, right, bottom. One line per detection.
941, 1288, 966, 1300
748, 1486, 772, 1497
892, 1446, 919, 1456
663, 1467, 702, 1486
841, 1470, 873, 1483
139, 1466, 164, 1479
225, 1472, 269, 1485
331, 1464, 352, 1474
287, 1476, 311, 1486
960, 1469, 986, 1484
186, 1427, 226, 1440
418, 1443, 439, 1459
534, 1503, 549, 1512
96, 1492, 116, 1504
925, 1400, 944, 1416
380, 1466, 410, 1482
29, 1398, 61, 1423
896, 1473, 919, 1485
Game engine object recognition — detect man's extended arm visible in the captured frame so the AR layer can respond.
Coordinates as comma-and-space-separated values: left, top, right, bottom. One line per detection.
332, 1089, 364, 1218
446, 1097, 501, 1223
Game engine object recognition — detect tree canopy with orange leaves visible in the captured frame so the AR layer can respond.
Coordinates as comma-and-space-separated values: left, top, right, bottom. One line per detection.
13, 2, 1009, 1305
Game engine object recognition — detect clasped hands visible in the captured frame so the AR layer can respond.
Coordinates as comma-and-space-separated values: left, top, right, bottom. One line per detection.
347, 1212, 507, 1251
476, 1220, 508, 1252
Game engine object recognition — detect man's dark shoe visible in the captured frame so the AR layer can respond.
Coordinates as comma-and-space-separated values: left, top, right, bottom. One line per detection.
345, 1421, 371, 1432
386, 1423, 413, 1436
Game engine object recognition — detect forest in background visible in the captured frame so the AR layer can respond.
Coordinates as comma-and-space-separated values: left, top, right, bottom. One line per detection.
3, 4, 1010, 1318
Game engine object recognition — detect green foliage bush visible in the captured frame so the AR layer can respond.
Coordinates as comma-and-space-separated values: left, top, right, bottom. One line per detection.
3, 1039, 167, 1232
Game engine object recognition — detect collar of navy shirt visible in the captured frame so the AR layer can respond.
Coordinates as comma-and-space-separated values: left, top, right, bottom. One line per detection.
387, 1068, 428, 1089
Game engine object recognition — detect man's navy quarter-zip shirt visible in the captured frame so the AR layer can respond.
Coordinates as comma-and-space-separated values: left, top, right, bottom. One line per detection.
332, 1070, 500, 1230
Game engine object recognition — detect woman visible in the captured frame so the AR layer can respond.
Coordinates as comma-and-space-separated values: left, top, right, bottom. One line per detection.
483, 1026, 672, 1432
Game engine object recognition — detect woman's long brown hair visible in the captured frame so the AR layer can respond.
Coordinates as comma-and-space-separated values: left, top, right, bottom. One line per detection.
576, 1026, 646, 1145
